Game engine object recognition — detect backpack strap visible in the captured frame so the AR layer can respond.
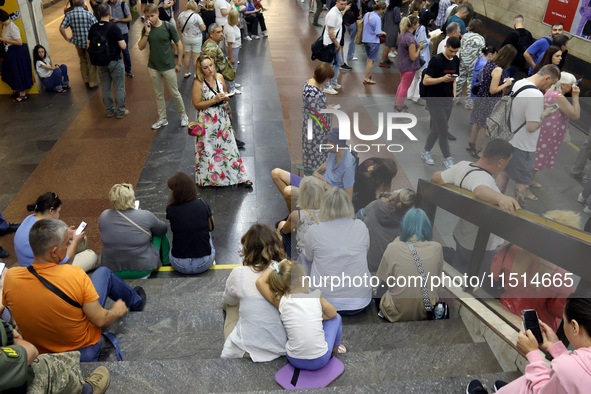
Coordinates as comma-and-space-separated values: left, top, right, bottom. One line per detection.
509, 85, 540, 134
459, 165, 492, 189
27, 266, 82, 309
406, 242, 433, 313
182, 12, 195, 33
544, 36, 552, 45
164, 20, 173, 42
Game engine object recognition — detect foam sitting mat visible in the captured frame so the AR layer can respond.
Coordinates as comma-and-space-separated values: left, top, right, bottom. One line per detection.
274, 357, 345, 390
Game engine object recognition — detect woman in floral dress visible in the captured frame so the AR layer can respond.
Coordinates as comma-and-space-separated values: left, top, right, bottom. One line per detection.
527, 72, 580, 199
302, 63, 334, 171
192, 55, 252, 187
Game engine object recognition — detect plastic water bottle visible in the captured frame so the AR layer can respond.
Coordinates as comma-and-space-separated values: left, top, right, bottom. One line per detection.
433, 303, 445, 319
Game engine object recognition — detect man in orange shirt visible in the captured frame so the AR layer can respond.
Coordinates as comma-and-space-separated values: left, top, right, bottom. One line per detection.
2, 219, 147, 362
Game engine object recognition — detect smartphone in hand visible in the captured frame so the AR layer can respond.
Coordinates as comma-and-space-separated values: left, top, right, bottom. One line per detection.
75, 221, 87, 235
522, 309, 543, 344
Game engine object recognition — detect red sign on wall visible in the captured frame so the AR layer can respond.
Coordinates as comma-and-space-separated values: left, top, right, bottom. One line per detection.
544, 0, 591, 39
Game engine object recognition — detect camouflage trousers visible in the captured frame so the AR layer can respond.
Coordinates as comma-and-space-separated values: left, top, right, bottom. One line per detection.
27, 351, 85, 394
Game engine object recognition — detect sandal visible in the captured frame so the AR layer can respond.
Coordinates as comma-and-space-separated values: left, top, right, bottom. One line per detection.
363, 79, 376, 84
524, 188, 538, 201
238, 180, 253, 189
336, 344, 347, 354
514, 189, 528, 207
394, 106, 408, 113
13, 95, 28, 102
530, 182, 543, 188
56, 89, 67, 93
466, 143, 476, 152
471, 149, 482, 159
62, 84, 70, 89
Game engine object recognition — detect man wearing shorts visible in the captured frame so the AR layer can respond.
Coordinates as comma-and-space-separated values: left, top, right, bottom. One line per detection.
322, 0, 348, 95
271, 128, 356, 212
495, 64, 560, 206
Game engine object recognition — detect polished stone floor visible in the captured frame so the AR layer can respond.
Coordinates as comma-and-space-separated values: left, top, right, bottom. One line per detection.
1, 0, 590, 269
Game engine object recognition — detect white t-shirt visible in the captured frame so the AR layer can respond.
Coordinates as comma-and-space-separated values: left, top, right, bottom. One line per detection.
2, 22, 20, 49
509, 79, 543, 152
437, 36, 449, 54
278, 290, 328, 359
441, 161, 505, 251
178, 11, 204, 38
214, 0, 230, 26
323, 6, 343, 46
221, 265, 287, 362
223, 23, 241, 49
36, 57, 53, 79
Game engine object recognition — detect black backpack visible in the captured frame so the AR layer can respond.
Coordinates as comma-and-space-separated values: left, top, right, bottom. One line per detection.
88, 23, 114, 67
514, 29, 534, 67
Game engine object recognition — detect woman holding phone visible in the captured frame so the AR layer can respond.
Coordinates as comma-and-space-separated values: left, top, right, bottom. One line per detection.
467, 294, 591, 393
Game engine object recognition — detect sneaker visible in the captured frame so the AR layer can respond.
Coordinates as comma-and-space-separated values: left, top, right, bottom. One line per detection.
0, 223, 19, 236
444, 157, 454, 169
324, 86, 338, 95
421, 151, 434, 165
116, 109, 129, 119
235, 83, 241, 88
386, 59, 394, 65
184, 72, 192, 78
349, 56, 358, 61
379, 62, 391, 68
340, 63, 352, 71
252, 35, 260, 39
578, 193, 586, 204
585, 205, 591, 215
332, 83, 342, 89
232, 89, 242, 95
447, 133, 457, 141
180, 113, 189, 127
85, 366, 111, 394
0, 247, 10, 259
413, 98, 426, 106
126, 71, 134, 78
262, 31, 268, 37
244, 35, 252, 41
466, 379, 487, 394
132, 286, 147, 311
151, 118, 168, 130
493, 380, 507, 392
464, 102, 474, 110
106, 111, 115, 118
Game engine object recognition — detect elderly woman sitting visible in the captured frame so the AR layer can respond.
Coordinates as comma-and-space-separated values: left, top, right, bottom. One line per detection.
99, 184, 168, 279
375, 208, 444, 322
301, 188, 372, 315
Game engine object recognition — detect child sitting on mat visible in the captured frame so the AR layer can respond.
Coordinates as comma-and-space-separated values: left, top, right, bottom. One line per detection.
256, 259, 346, 371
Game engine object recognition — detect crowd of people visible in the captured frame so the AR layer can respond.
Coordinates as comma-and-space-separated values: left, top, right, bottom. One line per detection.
3, 0, 591, 392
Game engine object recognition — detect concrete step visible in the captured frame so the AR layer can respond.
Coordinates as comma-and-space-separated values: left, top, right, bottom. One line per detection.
82, 343, 503, 393
224, 371, 523, 393
102, 311, 473, 362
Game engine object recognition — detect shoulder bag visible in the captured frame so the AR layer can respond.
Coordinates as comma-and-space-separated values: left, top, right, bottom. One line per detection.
406, 242, 449, 320
311, 27, 337, 63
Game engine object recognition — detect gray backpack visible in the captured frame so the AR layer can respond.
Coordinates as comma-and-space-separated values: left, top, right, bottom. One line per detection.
486, 85, 539, 141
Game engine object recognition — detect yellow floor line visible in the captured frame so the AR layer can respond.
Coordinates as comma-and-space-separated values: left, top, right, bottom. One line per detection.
45, 15, 64, 28
568, 141, 580, 152
156, 264, 240, 272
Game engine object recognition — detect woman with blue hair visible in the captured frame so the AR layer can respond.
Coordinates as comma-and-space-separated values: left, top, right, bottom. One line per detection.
375, 208, 444, 322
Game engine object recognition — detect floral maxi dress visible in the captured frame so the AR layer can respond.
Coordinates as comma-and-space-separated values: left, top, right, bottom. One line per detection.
534, 91, 568, 171
195, 80, 249, 186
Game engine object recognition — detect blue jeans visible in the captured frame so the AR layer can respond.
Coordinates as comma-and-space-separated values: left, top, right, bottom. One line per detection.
97, 59, 126, 116
324, 50, 342, 88
286, 314, 342, 370
346, 24, 357, 60
0, 210, 8, 230
169, 237, 215, 274
227, 47, 240, 92
42, 65, 69, 91
78, 266, 142, 362
122, 33, 132, 73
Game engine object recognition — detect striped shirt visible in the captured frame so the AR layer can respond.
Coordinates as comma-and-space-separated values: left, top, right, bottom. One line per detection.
60, 7, 98, 48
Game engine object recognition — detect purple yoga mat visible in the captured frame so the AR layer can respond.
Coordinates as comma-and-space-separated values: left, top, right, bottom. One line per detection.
275, 357, 345, 390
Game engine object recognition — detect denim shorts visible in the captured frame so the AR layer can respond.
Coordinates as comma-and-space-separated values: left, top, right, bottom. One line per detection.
169, 236, 215, 274
364, 43, 380, 61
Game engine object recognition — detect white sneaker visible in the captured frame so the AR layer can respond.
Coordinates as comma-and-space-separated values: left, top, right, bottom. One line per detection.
421, 151, 434, 165
332, 83, 342, 89
262, 31, 268, 37
235, 83, 241, 88
244, 36, 252, 41
232, 89, 242, 95
180, 113, 189, 127
151, 118, 168, 130
349, 56, 358, 61
252, 35, 260, 39
323, 86, 338, 95
585, 205, 591, 215
578, 193, 586, 204
444, 157, 455, 169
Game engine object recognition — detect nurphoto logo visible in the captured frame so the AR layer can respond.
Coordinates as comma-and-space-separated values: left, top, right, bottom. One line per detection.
304, 108, 419, 153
